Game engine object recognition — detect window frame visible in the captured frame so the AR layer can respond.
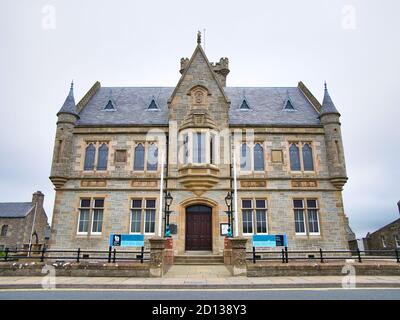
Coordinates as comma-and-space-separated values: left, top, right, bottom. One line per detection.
395, 235, 400, 248
77, 199, 91, 235
144, 199, 156, 235
288, 141, 316, 173
90, 198, 104, 235
129, 198, 157, 235
77, 198, 105, 236
83, 141, 109, 172
130, 199, 143, 234
241, 198, 268, 236
293, 198, 320, 236
381, 236, 387, 248
0, 225, 8, 237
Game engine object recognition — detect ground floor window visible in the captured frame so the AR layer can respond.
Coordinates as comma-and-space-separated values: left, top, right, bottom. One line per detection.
241, 199, 268, 235
381, 236, 387, 248
395, 235, 400, 248
293, 199, 320, 236
77, 198, 104, 235
130, 199, 156, 234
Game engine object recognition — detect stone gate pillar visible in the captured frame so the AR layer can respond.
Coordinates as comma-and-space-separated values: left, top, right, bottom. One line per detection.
149, 237, 167, 277
230, 238, 248, 276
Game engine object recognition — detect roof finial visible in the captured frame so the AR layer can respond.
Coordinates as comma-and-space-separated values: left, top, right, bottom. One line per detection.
324, 81, 327, 91
197, 30, 201, 45
70, 80, 74, 90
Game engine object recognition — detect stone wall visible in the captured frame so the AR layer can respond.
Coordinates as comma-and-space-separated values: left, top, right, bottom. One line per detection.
247, 263, 400, 277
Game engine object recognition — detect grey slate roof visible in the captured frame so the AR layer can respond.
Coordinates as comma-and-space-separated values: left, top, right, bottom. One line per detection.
320, 85, 340, 116
76, 86, 321, 126
57, 84, 79, 117
227, 87, 320, 126
77, 87, 173, 126
0, 202, 34, 218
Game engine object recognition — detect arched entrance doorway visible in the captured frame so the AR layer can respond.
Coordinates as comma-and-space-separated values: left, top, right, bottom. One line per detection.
185, 205, 212, 251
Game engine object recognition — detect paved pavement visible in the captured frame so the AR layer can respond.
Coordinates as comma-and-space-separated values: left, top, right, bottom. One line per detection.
1, 288, 400, 300
0, 264, 399, 289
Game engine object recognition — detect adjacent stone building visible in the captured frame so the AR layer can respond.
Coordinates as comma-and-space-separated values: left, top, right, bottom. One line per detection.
363, 202, 400, 253
49, 35, 350, 254
0, 191, 49, 251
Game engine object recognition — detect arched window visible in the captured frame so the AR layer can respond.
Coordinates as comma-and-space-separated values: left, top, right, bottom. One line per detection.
97, 143, 108, 170
240, 143, 251, 171
134, 144, 145, 171
254, 143, 264, 171
302, 143, 314, 171
84, 143, 96, 171
289, 143, 301, 171
1, 225, 8, 237
147, 144, 158, 171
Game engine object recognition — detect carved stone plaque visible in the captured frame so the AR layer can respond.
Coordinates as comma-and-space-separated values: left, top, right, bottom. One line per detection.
291, 180, 318, 188
240, 181, 266, 188
131, 180, 158, 188
81, 180, 107, 188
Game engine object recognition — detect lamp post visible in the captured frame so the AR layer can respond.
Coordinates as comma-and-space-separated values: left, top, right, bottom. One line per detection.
164, 191, 173, 237
224, 191, 233, 237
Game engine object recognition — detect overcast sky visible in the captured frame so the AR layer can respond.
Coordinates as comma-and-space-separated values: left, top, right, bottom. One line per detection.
0, 0, 399, 238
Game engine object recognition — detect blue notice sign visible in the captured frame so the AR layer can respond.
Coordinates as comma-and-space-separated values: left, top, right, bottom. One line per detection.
253, 234, 287, 247
109, 234, 144, 247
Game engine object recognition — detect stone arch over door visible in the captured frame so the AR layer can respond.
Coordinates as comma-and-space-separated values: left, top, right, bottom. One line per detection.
185, 204, 212, 251
177, 198, 219, 254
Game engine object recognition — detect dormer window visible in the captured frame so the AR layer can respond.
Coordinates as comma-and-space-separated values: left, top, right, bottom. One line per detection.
104, 100, 115, 110
240, 99, 250, 110
284, 99, 295, 110
148, 99, 159, 110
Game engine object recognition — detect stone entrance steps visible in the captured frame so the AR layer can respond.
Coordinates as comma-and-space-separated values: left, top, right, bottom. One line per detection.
174, 254, 224, 265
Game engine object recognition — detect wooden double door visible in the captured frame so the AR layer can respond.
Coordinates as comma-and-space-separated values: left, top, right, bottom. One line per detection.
185, 205, 212, 251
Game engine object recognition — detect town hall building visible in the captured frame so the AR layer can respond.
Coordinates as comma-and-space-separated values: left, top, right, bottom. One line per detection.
49, 34, 350, 254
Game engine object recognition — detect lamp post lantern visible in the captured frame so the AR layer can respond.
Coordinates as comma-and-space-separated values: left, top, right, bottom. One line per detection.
164, 191, 173, 237
224, 191, 233, 237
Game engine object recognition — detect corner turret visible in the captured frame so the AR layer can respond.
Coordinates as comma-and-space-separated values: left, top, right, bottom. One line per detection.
50, 82, 79, 189
319, 83, 348, 189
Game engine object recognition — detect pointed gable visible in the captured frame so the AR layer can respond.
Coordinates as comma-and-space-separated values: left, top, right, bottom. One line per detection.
168, 44, 230, 106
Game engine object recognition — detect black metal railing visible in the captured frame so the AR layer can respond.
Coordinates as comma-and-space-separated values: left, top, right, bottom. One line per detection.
248, 247, 400, 264
0, 246, 150, 264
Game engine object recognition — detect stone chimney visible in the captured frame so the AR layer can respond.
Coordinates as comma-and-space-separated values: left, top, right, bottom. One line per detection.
32, 191, 44, 210
397, 200, 400, 215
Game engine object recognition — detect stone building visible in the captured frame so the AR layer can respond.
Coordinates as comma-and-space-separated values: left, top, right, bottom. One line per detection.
0, 191, 49, 251
363, 202, 400, 253
49, 35, 350, 254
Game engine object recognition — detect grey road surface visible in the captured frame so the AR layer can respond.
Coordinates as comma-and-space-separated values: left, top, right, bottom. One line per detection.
0, 289, 400, 300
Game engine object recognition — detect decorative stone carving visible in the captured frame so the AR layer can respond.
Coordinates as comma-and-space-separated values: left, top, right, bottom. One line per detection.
240, 181, 266, 188
178, 164, 219, 196
229, 238, 248, 276
81, 180, 107, 188
149, 237, 167, 277
131, 180, 158, 188
291, 180, 318, 188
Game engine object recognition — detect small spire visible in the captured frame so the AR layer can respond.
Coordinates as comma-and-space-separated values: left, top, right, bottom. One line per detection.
320, 82, 340, 117
197, 30, 201, 45
56, 81, 79, 118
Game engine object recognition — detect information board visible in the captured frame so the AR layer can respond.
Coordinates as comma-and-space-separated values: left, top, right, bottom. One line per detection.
252, 234, 287, 247
109, 234, 145, 247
